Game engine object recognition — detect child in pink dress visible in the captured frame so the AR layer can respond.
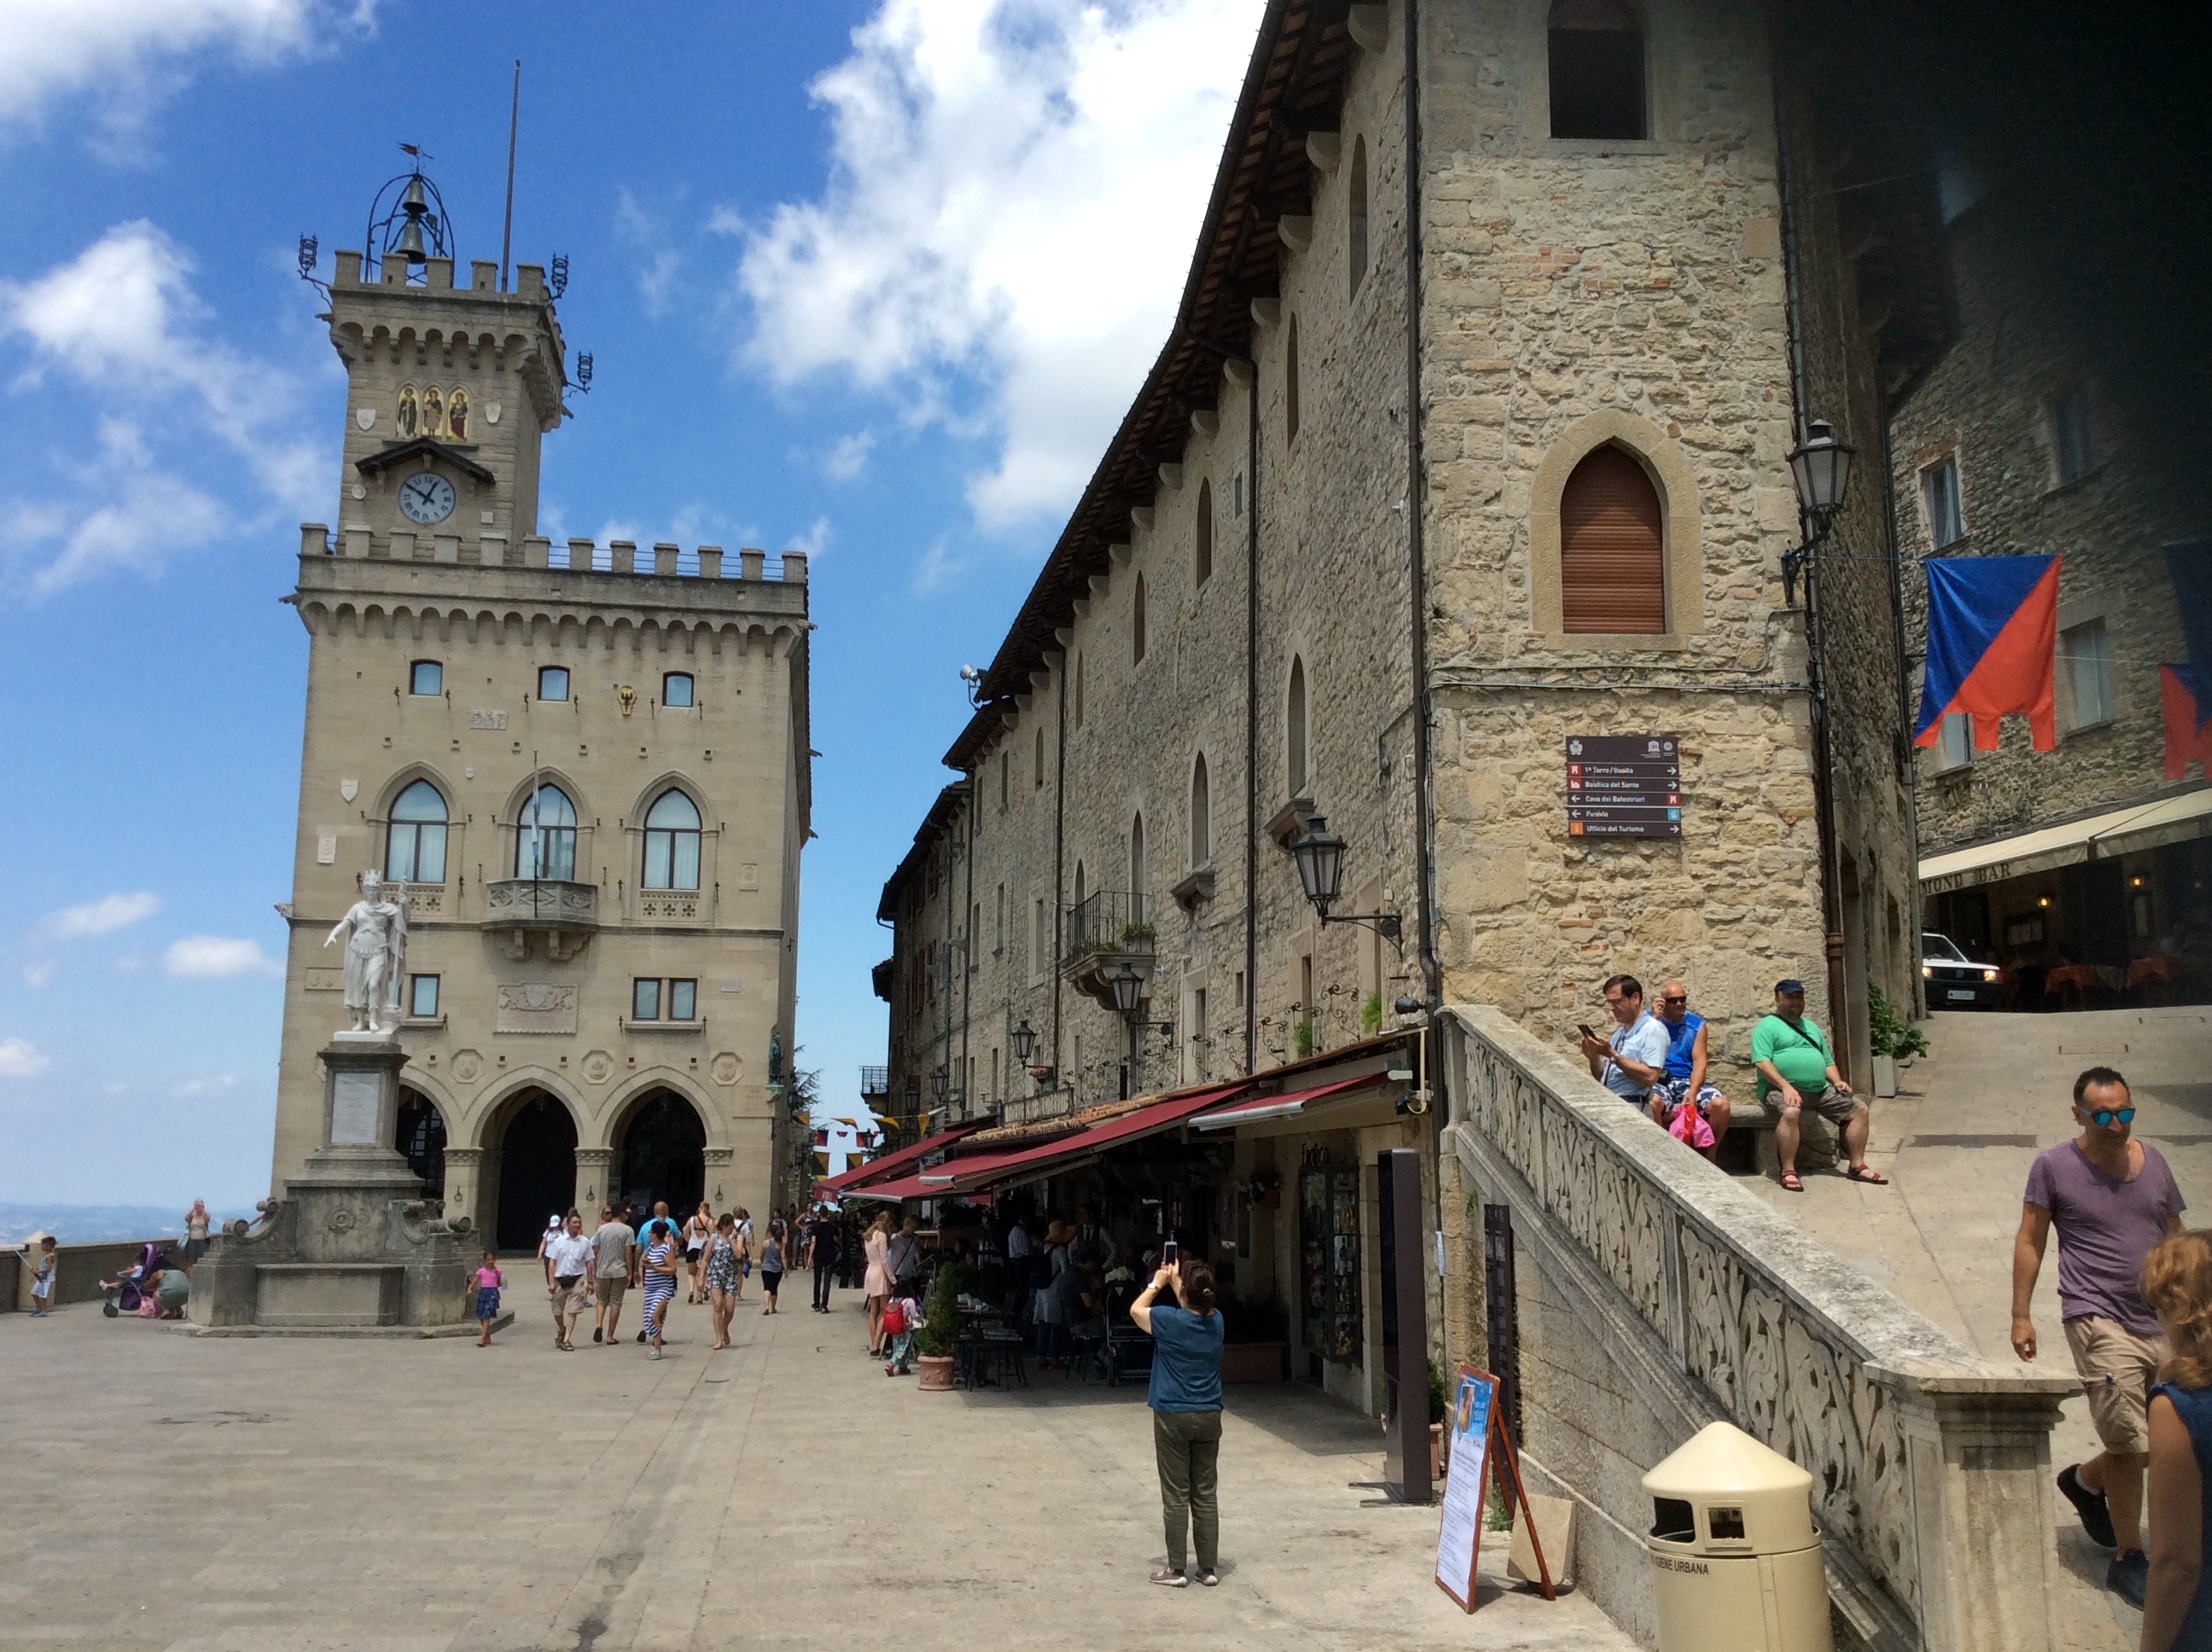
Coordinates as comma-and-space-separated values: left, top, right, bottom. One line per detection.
472, 1253, 505, 1346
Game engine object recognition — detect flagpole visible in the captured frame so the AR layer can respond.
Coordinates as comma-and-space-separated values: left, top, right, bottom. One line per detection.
499, 61, 521, 292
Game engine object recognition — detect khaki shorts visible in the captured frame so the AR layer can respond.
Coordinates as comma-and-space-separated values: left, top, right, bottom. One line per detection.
2064, 1315, 2168, 1456
594, 1274, 628, 1308
550, 1277, 589, 1319
1762, 1082, 1862, 1128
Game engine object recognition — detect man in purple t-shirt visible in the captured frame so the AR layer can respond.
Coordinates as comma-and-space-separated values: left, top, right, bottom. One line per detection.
2011, 1066, 2186, 1608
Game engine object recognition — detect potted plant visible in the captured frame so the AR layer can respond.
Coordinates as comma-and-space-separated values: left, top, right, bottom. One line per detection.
1217, 1294, 1289, 1383
913, 1263, 968, 1391
1867, 983, 1928, 1098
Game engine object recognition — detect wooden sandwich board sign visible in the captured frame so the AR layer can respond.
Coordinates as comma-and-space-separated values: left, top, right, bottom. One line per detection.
1434, 1364, 1556, 1612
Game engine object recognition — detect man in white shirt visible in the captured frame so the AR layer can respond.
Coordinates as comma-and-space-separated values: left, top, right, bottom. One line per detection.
1577, 974, 1670, 1113
590, 1205, 638, 1346
543, 1211, 594, 1352
1004, 1217, 1032, 1312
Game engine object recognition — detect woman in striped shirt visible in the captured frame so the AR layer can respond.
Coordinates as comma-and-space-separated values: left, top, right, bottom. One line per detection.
640, 1227, 679, 1359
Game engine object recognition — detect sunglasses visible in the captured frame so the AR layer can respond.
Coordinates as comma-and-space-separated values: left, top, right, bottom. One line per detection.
2080, 1106, 2136, 1126
1659, 995, 1687, 1004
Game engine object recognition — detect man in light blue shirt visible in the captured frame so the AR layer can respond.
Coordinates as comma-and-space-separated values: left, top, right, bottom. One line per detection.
1577, 974, 1669, 1108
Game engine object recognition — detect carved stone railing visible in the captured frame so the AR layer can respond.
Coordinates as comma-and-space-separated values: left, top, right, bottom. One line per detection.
482, 879, 597, 926
1440, 1004, 2074, 1652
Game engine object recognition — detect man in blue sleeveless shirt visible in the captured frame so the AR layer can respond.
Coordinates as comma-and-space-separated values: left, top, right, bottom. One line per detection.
1652, 980, 1732, 1160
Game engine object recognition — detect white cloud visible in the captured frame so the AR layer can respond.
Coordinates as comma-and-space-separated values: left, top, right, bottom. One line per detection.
173, 1072, 241, 1099
0, 1038, 52, 1079
0, 0, 373, 144
163, 936, 282, 978
0, 223, 324, 594
34, 890, 164, 941
20, 961, 54, 988
783, 517, 831, 561
736, 0, 1260, 531
823, 430, 876, 481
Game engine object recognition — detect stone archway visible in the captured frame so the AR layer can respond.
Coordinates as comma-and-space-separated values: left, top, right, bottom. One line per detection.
490, 1090, 579, 1249
394, 1087, 446, 1197
616, 1089, 708, 1219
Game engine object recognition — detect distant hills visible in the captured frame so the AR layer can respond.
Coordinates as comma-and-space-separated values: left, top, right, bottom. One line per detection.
0, 1203, 253, 1248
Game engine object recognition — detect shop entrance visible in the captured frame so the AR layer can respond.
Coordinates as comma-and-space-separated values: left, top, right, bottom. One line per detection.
493, 1091, 577, 1250
394, 1089, 445, 1197
618, 1091, 707, 1218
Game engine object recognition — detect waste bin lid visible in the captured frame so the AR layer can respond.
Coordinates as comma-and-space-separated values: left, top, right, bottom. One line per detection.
1643, 1422, 1818, 1551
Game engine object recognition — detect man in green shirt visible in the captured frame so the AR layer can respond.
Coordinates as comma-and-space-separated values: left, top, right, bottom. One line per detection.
1750, 978, 1886, 1193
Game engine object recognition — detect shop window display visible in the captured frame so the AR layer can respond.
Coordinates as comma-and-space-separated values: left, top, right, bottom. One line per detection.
1299, 1149, 1362, 1364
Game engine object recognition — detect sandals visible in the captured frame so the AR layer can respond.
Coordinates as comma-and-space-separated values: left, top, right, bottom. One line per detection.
1842, 1164, 1889, 1185
1779, 1173, 1804, 1192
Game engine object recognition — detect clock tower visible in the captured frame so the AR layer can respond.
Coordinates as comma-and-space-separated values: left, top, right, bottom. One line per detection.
324, 173, 568, 557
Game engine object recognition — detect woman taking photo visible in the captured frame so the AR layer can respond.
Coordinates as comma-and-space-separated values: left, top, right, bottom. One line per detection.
1130, 1257, 1225, 1588
2140, 1230, 2212, 1650
862, 1210, 894, 1356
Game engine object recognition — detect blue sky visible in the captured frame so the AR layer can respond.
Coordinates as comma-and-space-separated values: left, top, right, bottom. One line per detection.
0, 0, 1259, 1206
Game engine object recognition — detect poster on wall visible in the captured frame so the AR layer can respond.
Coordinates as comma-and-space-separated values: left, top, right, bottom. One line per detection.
1434, 1368, 1495, 1610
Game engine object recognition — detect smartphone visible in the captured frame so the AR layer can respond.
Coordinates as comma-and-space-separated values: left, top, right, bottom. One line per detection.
1578, 1024, 1599, 1040
1162, 1236, 1179, 1265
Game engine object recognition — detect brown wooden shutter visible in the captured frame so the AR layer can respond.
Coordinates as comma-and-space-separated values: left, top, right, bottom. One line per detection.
1560, 445, 1664, 632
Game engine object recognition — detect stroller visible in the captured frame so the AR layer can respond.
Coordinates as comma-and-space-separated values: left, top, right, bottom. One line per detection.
102, 1242, 174, 1318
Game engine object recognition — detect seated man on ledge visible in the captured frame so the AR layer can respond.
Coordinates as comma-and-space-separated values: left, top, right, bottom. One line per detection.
1751, 978, 1886, 1192
1651, 979, 1731, 1161
1577, 974, 1669, 1118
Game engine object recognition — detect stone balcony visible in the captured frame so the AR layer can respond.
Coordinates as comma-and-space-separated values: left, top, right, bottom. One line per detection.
1059, 890, 1155, 1011
481, 878, 597, 961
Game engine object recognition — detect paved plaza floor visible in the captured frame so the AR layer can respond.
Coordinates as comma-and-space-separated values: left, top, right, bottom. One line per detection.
1738, 1003, 2212, 1652
0, 1288, 1628, 1652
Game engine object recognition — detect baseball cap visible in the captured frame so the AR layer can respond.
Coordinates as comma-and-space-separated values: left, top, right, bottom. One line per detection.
1774, 978, 1806, 995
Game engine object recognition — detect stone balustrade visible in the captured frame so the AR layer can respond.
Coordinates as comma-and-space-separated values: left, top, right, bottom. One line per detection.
1440, 1003, 2075, 1652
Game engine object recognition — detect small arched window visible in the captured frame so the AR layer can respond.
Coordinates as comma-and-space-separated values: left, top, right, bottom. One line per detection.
1285, 316, 1301, 443
1133, 573, 1149, 665
662, 672, 694, 708
1190, 753, 1211, 866
1348, 137, 1370, 297
1287, 657, 1309, 795
386, 780, 448, 884
1035, 726, 1046, 788
643, 788, 701, 890
1195, 480, 1214, 588
515, 783, 578, 881
1549, 0, 1646, 141
1130, 812, 1147, 906
1074, 652, 1086, 728
1560, 445, 1665, 632
1074, 861, 1087, 912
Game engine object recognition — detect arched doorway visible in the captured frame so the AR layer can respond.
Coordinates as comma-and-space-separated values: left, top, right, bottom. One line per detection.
617, 1091, 707, 1219
395, 1088, 446, 1197
493, 1091, 578, 1250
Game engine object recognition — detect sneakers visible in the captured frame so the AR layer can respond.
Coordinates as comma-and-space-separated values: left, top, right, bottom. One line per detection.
1149, 1568, 1189, 1588
2058, 1463, 2117, 1549
648, 1345, 662, 1361
1194, 1570, 1220, 1588
2109, 1547, 2148, 1608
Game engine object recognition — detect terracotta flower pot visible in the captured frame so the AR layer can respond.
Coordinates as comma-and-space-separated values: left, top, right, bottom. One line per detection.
917, 1353, 957, 1391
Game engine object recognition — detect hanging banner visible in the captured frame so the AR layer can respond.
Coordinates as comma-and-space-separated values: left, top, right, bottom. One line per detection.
2163, 666, 2212, 778
1913, 554, 2060, 752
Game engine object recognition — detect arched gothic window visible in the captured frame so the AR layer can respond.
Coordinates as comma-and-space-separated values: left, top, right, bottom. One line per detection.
1130, 812, 1147, 906
386, 779, 448, 884
643, 789, 702, 890
1287, 657, 1309, 795
1195, 480, 1214, 587
1190, 753, 1211, 866
515, 783, 578, 880
1133, 573, 1149, 665
1348, 137, 1370, 297
1560, 445, 1666, 632
1285, 316, 1302, 443
1549, 0, 1646, 140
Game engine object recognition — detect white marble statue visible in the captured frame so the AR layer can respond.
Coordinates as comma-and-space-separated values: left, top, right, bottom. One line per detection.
324, 872, 409, 1033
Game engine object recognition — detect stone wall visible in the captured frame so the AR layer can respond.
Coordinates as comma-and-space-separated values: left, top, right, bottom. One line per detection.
1443, 1003, 2072, 1651
1894, 198, 2209, 853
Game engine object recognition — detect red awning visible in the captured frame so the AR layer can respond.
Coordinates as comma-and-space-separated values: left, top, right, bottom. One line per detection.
916, 1083, 1249, 1195
839, 1174, 936, 1203
1188, 1074, 1379, 1131
816, 1121, 983, 1194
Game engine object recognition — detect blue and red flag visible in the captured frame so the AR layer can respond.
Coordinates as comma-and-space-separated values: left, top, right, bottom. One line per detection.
2163, 666, 2212, 779
1914, 555, 2061, 753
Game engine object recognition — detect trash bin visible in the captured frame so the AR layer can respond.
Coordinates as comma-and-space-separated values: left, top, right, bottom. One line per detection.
1643, 1421, 1832, 1652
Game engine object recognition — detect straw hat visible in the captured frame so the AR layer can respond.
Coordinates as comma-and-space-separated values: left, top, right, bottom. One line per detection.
1045, 1220, 1074, 1246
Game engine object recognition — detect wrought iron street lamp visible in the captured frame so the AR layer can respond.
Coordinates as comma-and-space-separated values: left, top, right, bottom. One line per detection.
1108, 963, 1144, 1016
1780, 419, 1856, 606
1286, 815, 1402, 948
1011, 1019, 1037, 1065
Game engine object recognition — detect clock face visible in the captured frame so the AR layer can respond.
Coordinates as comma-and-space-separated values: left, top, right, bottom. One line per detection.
398, 472, 457, 526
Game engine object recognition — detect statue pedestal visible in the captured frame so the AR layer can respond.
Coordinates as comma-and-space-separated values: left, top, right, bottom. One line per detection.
189, 1036, 482, 1336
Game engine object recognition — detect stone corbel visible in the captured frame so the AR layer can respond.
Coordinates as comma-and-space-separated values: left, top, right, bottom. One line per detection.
1348, 4, 1387, 53
1305, 132, 1342, 174
1191, 408, 1220, 439
1129, 506, 1155, 533
1157, 463, 1184, 492
1250, 298, 1281, 329
1278, 215, 1313, 253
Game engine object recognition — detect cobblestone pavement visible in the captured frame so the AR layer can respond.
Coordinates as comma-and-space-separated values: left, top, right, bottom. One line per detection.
0, 1287, 1629, 1651
1739, 1003, 2212, 1652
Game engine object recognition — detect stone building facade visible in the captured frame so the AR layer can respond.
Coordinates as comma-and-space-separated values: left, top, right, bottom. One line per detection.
273, 231, 812, 1247
1892, 109, 2212, 992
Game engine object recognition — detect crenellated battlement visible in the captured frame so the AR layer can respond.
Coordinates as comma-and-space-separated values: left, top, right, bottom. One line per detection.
331, 249, 551, 302
297, 525, 808, 586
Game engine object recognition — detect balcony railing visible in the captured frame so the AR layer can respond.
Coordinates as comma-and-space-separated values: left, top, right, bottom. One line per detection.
1062, 890, 1150, 969
482, 879, 598, 927
859, 1065, 889, 1096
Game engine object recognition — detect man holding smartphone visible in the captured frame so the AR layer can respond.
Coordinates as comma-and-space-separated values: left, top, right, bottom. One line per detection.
1577, 974, 1668, 1113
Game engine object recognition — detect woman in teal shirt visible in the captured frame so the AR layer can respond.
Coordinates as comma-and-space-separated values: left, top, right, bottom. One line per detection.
1131, 1258, 1225, 1588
